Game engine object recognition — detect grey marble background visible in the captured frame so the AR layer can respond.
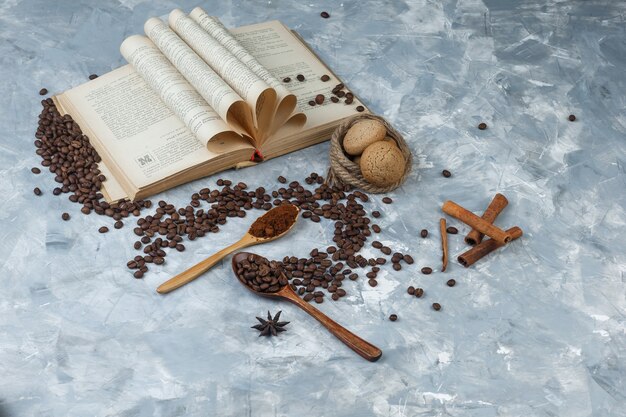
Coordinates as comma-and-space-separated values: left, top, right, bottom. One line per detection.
1, 0, 625, 416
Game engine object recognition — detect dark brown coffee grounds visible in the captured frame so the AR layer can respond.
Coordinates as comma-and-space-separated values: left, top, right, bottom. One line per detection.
249, 204, 298, 238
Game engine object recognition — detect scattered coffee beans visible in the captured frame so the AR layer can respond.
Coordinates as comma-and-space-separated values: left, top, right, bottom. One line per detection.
39, 88, 48, 96
446, 226, 458, 234
403, 254, 414, 264
31, 167, 41, 174
414, 288, 424, 298
446, 279, 456, 287
372, 224, 381, 233
442, 169, 451, 178
98, 226, 109, 233
308, 100, 316, 107
568, 114, 576, 122
114, 220, 123, 229
407, 286, 415, 295
283, 77, 291, 83
320, 11, 330, 18
478, 122, 487, 130
330, 96, 339, 103
296, 74, 305, 81
62, 213, 70, 221
33, 187, 42, 196
320, 74, 330, 82
356, 106, 365, 112
389, 314, 398, 321
421, 267, 433, 275
432, 303, 441, 311
372, 211, 380, 218
277, 175, 287, 183
315, 94, 325, 105
420, 229, 428, 238
382, 197, 392, 204
88, 74, 99, 80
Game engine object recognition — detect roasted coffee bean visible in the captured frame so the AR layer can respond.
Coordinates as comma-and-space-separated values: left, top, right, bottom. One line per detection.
389, 314, 398, 322
98, 226, 109, 233
356, 106, 365, 112
368, 279, 378, 287
382, 197, 392, 204
415, 288, 424, 298
442, 169, 451, 178
315, 94, 325, 104
446, 226, 458, 234
345, 96, 353, 104
446, 279, 456, 287
478, 122, 487, 130
33, 187, 42, 196
330, 96, 339, 103
335, 90, 345, 98
568, 114, 576, 122
375, 258, 386, 265
133, 270, 144, 279
393, 263, 401, 271
432, 303, 441, 311
372, 241, 382, 249
331, 293, 339, 301
372, 211, 380, 218
176, 244, 185, 252
39, 88, 48, 96
88, 74, 98, 80
372, 224, 381, 233
296, 74, 305, 81
336, 288, 346, 297
81, 206, 91, 215
283, 77, 291, 83
403, 254, 414, 264
320, 74, 330, 81
308, 100, 316, 106
381, 247, 391, 255
133, 241, 142, 250
310, 215, 320, 222
420, 229, 428, 238
61, 212, 70, 221
277, 175, 287, 183
315, 296, 324, 304
114, 221, 123, 229
366, 271, 377, 279
320, 11, 330, 18
421, 267, 432, 274
31, 167, 41, 174
407, 286, 415, 295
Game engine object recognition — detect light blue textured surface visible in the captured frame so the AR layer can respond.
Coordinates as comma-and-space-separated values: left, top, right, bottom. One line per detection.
1, 1, 625, 416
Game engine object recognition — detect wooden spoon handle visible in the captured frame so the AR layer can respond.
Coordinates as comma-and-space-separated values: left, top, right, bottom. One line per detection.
157, 236, 254, 294
284, 291, 383, 362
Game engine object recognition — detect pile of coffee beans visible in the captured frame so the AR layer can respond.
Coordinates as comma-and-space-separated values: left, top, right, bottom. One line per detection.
235, 254, 288, 293
307, 82, 365, 112
33, 98, 151, 229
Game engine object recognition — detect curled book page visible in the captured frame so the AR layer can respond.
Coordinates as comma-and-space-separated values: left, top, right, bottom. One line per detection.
168, 9, 276, 144
120, 35, 241, 148
189, 7, 304, 142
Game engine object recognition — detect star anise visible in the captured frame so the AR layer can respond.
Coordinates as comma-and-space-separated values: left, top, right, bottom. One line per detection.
251, 310, 289, 337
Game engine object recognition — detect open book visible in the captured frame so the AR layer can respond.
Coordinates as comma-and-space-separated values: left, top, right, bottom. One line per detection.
53, 7, 367, 202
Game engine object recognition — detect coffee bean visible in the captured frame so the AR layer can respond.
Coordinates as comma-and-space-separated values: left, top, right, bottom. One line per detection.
371, 211, 380, 218
277, 176, 287, 183
420, 229, 428, 238
176, 244, 185, 252
568, 114, 576, 122
381, 247, 391, 255
114, 221, 123, 229
33, 187, 42, 196
432, 303, 441, 311
133, 270, 144, 279
315, 296, 324, 304
320, 74, 330, 81
403, 254, 414, 264
382, 197, 392, 204
375, 258, 386, 265
389, 314, 398, 322
478, 122, 487, 130
372, 241, 382, 249
415, 288, 424, 298
308, 100, 316, 106
407, 286, 415, 295
39, 88, 48, 96
446, 279, 456, 287
368, 279, 378, 287
283, 77, 291, 83
88, 74, 98, 80
356, 106, 365, 112
315, 94, 325, 104
320, 11, 330, 18
61, 212, 70, 221
345, 97, 353, 104
372, 224, 381, 233
98, 226, 109, 233
446, 226, 458, 234
421, 267, 432, 274
31, 167, 41, 174
393, 263, 401, 271
297, 74, 305, 81
442, 169, 451, 178
330, 96, 339, 103
134, 241, 142, 250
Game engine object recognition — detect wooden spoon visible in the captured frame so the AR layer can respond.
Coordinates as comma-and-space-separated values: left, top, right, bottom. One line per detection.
232, 252, 383, 362
157, 205, 300, 294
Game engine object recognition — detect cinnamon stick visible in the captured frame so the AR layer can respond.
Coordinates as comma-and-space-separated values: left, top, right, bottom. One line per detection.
465, 193, 509, 246
440, 218, 448, 272
458, 226, 523, 267
442, 200, 512, 245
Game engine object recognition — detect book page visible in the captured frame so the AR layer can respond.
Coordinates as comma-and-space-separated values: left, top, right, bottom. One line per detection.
120, 35, 241, 149
168, 9, 276, 142
57, 65, 254, 193
231, 21, 365, 143
189, 8, 304, 140
144, 17, 254, 138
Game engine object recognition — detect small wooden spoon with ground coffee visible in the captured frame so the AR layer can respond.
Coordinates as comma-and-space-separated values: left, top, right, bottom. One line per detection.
232, 251, 383, 362
157, 204, 300, 294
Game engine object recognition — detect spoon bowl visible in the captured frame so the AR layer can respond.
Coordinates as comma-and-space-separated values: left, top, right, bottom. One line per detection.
232, 251, 383, 362
157, 204, 300, 294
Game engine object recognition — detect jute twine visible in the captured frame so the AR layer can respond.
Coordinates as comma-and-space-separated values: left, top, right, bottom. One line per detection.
327, 114, 412, 193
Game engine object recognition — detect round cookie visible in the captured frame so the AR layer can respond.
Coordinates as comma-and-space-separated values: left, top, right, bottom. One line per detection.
359, 141, 406, 187
342, 119, 387, 156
